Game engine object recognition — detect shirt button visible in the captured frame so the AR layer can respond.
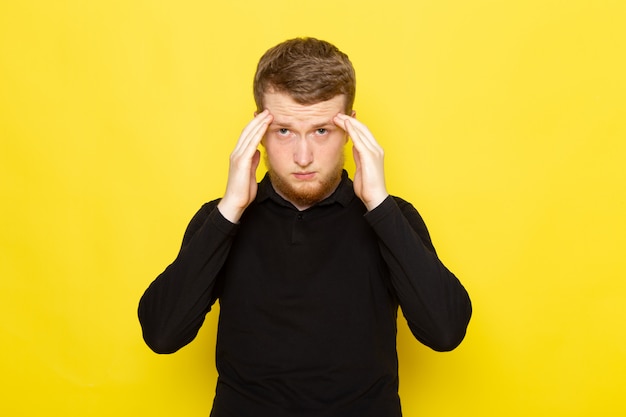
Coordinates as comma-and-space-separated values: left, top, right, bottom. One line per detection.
297, 214, 303, 220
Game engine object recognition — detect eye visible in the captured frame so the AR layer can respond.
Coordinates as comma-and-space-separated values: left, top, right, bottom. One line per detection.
316, 128, 328, 135
277, 128, 290, 136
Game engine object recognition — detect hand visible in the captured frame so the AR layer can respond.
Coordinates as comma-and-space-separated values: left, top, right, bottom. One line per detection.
333, 114, 389, 211
218, 110, 273, 223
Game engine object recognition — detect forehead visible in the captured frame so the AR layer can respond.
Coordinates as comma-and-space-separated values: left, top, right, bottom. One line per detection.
263, 92, 346, 125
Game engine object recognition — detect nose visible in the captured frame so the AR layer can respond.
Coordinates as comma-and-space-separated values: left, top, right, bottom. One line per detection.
293, 137, 313, 167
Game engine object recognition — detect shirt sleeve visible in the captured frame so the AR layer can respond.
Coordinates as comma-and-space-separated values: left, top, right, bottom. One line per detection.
365, 196, 472, 351
138, 200, 237, 354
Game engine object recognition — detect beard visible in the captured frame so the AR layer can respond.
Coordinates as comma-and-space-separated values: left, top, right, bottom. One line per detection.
265, 152, 345, 209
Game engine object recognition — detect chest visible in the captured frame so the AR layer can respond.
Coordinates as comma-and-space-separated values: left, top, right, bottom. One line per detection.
217, 203, 391, 316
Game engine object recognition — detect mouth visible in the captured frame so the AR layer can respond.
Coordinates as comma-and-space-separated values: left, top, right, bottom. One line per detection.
293, 172, 316, 181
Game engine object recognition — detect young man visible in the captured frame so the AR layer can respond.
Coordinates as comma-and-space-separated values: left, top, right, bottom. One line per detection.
139, 37, 472, 417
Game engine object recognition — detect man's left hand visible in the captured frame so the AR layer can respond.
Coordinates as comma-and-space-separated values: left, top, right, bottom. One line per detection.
334, 114, 389, 211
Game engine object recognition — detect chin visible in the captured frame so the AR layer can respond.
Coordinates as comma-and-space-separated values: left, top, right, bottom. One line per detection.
270, 173, 328, 207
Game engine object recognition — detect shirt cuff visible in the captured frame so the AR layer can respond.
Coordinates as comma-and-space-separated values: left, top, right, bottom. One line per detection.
209, 204, 239, 236
363, 195, 398, 226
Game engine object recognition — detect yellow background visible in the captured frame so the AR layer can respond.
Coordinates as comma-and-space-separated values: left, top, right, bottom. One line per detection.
1, 1, 625, 415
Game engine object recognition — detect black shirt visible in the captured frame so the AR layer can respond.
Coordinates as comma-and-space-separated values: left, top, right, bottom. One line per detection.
138, 171, 471, 417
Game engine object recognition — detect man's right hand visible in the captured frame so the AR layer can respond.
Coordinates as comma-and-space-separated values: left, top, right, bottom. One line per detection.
217, 110, 273, 223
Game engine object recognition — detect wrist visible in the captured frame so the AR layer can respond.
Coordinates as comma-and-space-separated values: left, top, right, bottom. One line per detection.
364, 193, 389, 212
217, 199, 244, 224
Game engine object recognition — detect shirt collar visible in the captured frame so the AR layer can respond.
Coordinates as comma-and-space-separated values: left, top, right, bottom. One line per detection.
257, 170, 355, 209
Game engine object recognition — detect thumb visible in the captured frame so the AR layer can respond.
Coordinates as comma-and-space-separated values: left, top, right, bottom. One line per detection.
250, 149, 261, 178
352, 146, 361, 172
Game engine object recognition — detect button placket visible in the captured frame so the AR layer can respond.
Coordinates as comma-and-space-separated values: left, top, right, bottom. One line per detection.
292, 212, 305, 243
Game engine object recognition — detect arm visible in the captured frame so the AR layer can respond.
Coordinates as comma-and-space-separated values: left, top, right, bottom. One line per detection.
138, 202, 236, 353
333, 113, 471, 351
366, 196, 472, 351
138, 111, 273, 353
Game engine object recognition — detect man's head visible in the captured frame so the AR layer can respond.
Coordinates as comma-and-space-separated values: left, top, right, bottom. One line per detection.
253, 38, 357, 210
253, 37, 356, 114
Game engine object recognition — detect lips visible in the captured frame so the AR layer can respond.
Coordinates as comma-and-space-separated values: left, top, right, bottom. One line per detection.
293, 172, 316, 180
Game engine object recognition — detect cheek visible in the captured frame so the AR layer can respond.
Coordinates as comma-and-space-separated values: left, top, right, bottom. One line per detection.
264, 144, 291, 165
318, 142, 345, 162
331, 135, 348, 153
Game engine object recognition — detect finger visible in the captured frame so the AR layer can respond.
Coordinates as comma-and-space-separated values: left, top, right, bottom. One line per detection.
333, 113, 352, 134
352, 144, 362, 172
333, 114, 359, 140
344, 118, 381, 154
250, 149, 261, 179
233, 111, 272, 156
231, 119, 271, 165
334, 114, 372, 148
340, 117, 375, 155
233, 111, 271, 155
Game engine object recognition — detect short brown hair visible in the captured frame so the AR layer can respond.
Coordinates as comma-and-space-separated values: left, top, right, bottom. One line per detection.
253, 37, 356, 113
